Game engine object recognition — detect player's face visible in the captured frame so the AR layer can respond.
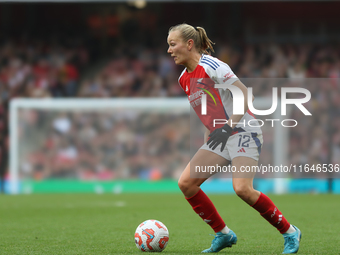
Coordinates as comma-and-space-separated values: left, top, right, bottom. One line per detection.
167, 31, 189, 66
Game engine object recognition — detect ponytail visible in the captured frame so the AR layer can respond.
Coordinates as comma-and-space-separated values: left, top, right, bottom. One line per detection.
195, 26, 215, 54
169, 23, 215, 54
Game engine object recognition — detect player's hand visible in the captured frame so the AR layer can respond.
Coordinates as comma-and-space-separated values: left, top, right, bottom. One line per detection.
207, 124, 233, 152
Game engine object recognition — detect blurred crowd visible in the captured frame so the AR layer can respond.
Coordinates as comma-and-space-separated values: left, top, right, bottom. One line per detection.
2, 38, 340, 101
78, 42, 340, 98
19, 109, 190, 180
0, 37, 89, 100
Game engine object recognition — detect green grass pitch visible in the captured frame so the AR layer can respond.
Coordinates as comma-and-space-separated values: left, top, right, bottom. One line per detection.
1, 193, 339, 254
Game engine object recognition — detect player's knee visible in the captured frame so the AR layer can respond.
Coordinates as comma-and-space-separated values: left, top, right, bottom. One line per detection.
178, 178, 189, 194
233, 184, 252, 201
178, 178, 197, 195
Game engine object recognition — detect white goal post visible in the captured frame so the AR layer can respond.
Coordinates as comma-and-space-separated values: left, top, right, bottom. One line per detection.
9, 97, 289, 194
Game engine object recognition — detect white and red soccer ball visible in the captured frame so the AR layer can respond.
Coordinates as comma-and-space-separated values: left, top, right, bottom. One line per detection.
134, 219, 169, 252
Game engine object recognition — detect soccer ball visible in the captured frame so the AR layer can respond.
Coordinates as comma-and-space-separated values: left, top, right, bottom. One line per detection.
134, 219, 169, 252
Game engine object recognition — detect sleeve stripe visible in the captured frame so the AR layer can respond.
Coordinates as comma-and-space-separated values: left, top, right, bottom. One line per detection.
204, 58, 219, 69
202, 56, 220, 68
200, 61, 217, 70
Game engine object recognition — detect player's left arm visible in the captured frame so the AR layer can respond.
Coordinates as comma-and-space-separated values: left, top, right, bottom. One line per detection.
204, 127, 210, 143
207, 79, 253, 152
228, 80, 253, 129
206, 59, 254, 151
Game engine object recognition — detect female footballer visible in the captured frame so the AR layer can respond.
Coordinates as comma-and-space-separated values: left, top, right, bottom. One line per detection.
167, 23, 301, 254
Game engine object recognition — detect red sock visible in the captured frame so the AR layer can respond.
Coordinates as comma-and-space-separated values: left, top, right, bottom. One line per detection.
251, 192, 290, 234
186, 189, 225, 233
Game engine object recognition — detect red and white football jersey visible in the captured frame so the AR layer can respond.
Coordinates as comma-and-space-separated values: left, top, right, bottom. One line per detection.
178, 54, 261, 135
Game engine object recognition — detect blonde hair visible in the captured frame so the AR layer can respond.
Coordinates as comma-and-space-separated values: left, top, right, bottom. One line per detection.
169, 23, 215, 55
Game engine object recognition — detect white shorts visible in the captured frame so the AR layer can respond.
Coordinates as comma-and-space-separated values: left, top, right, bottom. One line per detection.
200, 131, 263, 162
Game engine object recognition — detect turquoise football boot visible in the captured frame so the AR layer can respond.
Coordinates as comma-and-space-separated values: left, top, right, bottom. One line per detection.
282, 225, 301, 254
201, 230, 237, 253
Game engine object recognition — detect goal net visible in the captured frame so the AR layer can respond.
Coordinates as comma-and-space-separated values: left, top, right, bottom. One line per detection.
8, 97, 287, 194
